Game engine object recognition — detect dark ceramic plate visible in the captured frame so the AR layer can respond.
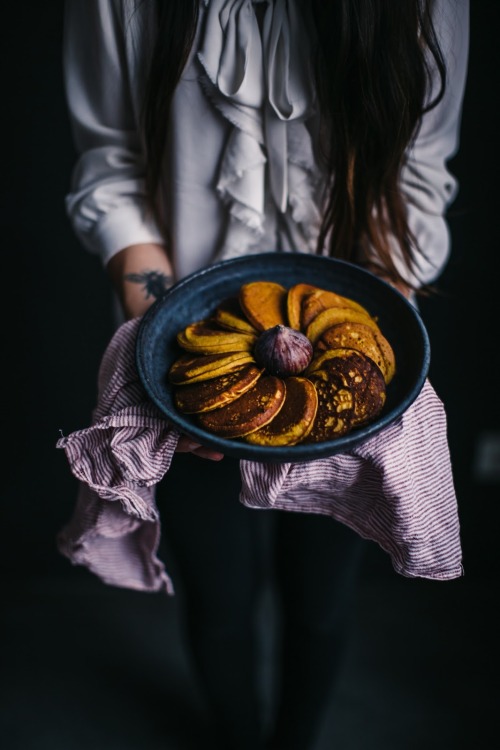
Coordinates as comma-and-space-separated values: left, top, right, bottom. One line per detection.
136, 253, 430, 463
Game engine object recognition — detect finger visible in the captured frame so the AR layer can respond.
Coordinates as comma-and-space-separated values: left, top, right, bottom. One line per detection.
176, 436, 202, 453
176, 436, 224, 461
192, 446, 225, 461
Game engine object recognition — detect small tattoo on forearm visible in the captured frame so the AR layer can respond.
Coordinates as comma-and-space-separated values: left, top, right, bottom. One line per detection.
124, 270, 173, 300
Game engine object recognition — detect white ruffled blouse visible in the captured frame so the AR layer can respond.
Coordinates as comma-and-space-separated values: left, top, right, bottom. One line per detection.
63, 0, 469, 285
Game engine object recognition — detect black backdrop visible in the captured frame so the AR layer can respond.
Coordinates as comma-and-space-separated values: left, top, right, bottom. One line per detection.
2, 1, 499, 748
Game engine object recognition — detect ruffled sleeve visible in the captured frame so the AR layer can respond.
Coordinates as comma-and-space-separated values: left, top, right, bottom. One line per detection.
62, 0, 165, 266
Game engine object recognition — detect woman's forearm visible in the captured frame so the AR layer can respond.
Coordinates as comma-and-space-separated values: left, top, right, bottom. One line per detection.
107, 243, 174, 319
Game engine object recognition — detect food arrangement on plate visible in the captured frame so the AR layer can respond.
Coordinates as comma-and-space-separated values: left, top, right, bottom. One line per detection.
168, 280, 396, 447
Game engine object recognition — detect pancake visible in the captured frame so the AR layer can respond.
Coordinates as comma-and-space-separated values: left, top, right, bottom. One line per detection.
245, 376, 318, 446
177, 321, 257, 353
300, 289, 371, 330
286, 283, 319, 330
239, 281, 288, 331
317, 321, 396, 383
308, 348, 386, 427
307, 346, 362, 374
174, 364, 263, 414
302, 368, 354, 443
325, 353, 386, 426
213, 297, 259, 334
197, 375, 286, 437
305, 306, 380, 344
168, 351, 255, 385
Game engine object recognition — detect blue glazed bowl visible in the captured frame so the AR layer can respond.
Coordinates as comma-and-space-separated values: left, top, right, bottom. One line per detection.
136, 253, 430, 463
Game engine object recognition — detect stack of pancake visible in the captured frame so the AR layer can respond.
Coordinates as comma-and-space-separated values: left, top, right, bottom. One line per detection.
168, 281, 395, 447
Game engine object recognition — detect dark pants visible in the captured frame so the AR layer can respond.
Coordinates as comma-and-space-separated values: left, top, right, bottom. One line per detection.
158, 454, 365, 750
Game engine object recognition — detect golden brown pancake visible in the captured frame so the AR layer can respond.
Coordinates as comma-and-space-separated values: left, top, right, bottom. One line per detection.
307, 346, 361, 375
174, 364, 263, 414
177, 320, 257, 353
197, 375, 286, 437
300, 289, 371, 330
317, 321, 396, 383
305, 307, 380, 345
245, 376, 318, 446
168, 351, 255, 385
213, 297, 259, 334
302, 368, 354, 443
239, 281, 288, 331
308, 349, 386, 427
286, 283, 319, 330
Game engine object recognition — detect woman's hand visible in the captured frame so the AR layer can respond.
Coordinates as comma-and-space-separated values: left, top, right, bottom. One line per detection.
176, 435, 225, 461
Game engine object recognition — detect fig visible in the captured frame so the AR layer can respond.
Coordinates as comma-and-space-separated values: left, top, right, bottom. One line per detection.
254, 325, 313, 377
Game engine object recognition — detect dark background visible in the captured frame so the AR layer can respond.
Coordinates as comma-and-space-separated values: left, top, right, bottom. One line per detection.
1, 2, 498, 749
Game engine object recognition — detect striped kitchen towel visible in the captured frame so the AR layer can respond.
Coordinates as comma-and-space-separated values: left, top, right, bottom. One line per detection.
56, 317, 463, 594
239, 380, 462, 581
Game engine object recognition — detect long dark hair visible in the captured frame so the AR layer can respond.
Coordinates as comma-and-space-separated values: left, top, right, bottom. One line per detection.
140, 0, 446, 291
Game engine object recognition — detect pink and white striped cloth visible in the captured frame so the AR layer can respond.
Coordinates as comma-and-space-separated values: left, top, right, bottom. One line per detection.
56, 318, 463, 594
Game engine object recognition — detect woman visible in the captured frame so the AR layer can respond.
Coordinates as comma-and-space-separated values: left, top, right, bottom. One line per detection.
62, 1, 469, 747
